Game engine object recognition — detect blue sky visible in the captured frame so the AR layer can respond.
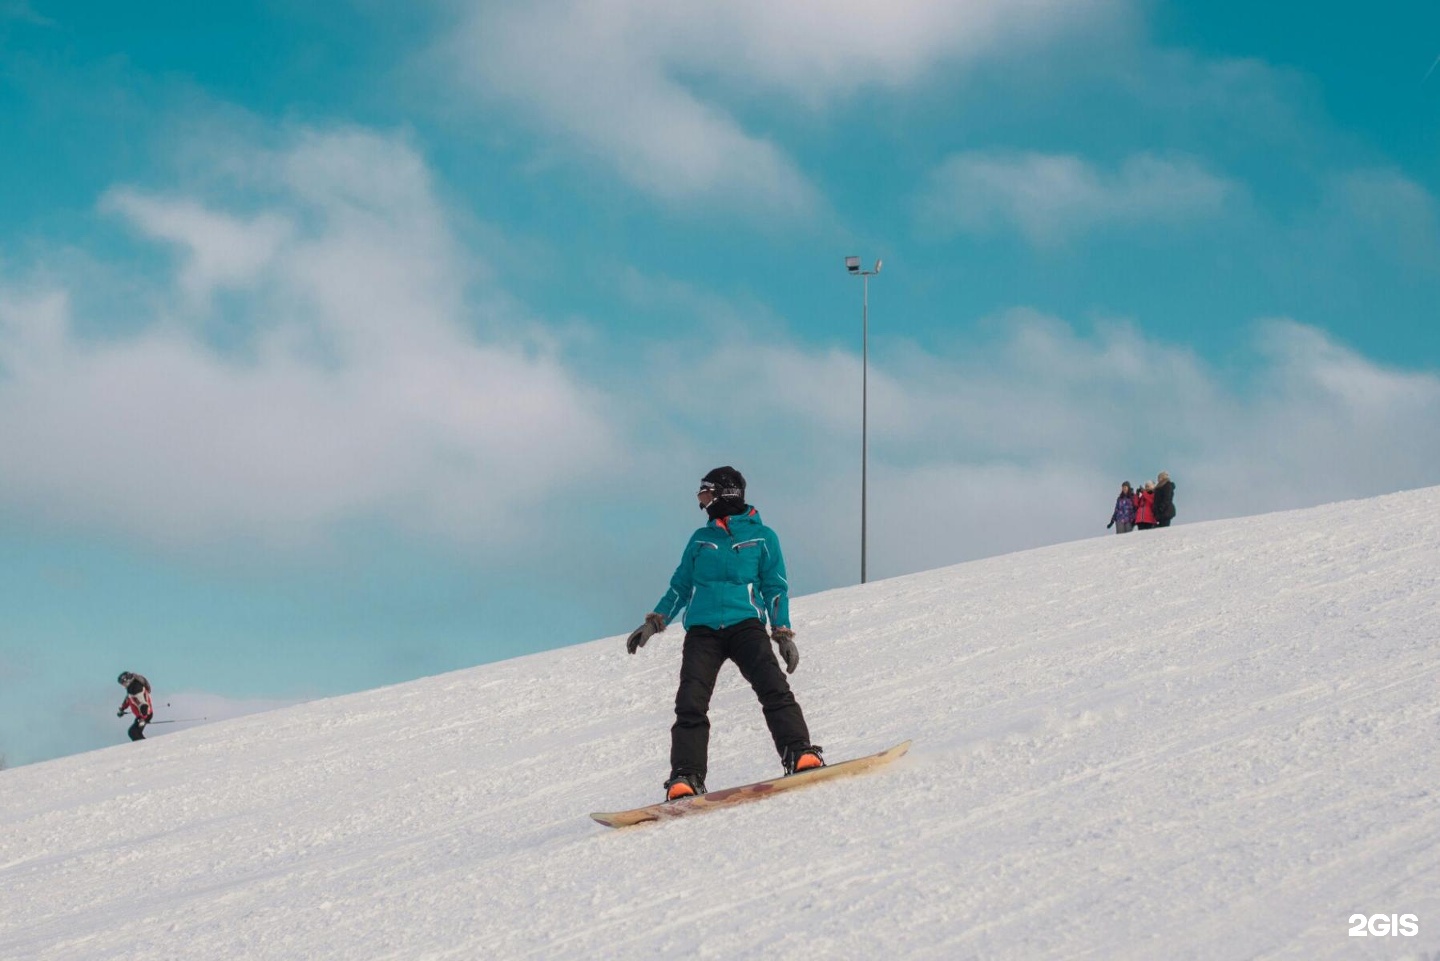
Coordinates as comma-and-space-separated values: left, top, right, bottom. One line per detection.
2, 0, 1438, 766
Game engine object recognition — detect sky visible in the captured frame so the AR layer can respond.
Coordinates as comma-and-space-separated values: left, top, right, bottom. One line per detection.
1, 0, 1438, 767
4, 489, 1438, 958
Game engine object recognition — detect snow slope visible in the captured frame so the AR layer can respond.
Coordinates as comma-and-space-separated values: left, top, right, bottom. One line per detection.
2, 489, 1439, 960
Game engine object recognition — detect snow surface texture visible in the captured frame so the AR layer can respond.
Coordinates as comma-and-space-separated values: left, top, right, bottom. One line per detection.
2, 489, 1438, 960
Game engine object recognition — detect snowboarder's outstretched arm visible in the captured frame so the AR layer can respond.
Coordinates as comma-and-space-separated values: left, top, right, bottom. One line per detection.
652, 533, 699, 626
629, 534, 697, 653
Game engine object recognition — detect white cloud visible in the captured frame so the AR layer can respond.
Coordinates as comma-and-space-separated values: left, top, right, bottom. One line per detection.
1106, 51, 1321, 148
920, 151, 1235, 243
655, 0, 1115, 102
1324, 168, 1440, 269
0, 1, 54, 26
102, 191, 293, 302
439, 0, 1118, 212
0, 127, 619, 551
1210, 319, 1440, 504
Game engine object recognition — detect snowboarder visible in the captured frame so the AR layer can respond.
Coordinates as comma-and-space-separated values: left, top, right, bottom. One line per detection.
626, 466, 824, 801
116, 672, 153, 741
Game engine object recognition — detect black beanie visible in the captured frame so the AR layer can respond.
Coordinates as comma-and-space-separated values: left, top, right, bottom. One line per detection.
701, 466, 747, 519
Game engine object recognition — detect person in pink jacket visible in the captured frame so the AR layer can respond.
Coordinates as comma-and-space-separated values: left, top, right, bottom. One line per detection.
1134, 483, 1157, 530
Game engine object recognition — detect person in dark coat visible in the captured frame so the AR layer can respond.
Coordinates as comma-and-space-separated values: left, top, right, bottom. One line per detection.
1107, 482, 1137, 534
1153, 472, 1176, 528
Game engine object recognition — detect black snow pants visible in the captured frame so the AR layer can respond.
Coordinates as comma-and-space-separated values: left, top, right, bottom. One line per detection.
128, 718, 148, 741
670, 619, 810, 781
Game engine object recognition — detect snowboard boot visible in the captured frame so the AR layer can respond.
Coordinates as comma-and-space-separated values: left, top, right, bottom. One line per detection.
783, 744, 825, 776
664, 772, 706, 802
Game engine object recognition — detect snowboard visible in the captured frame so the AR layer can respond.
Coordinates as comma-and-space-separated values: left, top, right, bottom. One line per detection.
590, 740, 911, 828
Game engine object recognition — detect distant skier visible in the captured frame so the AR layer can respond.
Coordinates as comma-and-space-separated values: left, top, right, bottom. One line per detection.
116, 672, 154, 741
626, 466, 824, 801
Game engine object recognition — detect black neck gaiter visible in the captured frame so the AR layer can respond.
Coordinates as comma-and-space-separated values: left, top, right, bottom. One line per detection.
706, 499, 748, 521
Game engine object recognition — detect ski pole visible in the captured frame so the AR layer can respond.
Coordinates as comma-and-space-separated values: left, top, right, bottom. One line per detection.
149, 717, 208, 724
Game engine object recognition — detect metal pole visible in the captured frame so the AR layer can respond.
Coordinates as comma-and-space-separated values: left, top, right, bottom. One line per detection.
861, 274, 868, 585
845, 255, 880, 586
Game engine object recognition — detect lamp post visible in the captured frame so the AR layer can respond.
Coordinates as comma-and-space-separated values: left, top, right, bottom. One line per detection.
845, 255, 881, 584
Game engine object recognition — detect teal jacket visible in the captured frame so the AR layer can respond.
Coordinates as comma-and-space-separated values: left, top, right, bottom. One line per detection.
653, 507, 791, 631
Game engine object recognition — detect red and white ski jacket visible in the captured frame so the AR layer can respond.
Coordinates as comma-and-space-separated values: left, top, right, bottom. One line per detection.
119, 677, 153, 720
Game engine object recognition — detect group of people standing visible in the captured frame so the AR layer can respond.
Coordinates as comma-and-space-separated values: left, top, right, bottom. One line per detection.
1107, 472, 1176, 533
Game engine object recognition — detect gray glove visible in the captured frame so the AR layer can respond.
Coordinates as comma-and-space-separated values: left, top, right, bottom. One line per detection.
626, 612, 667, 654
771, 627, 799, 674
